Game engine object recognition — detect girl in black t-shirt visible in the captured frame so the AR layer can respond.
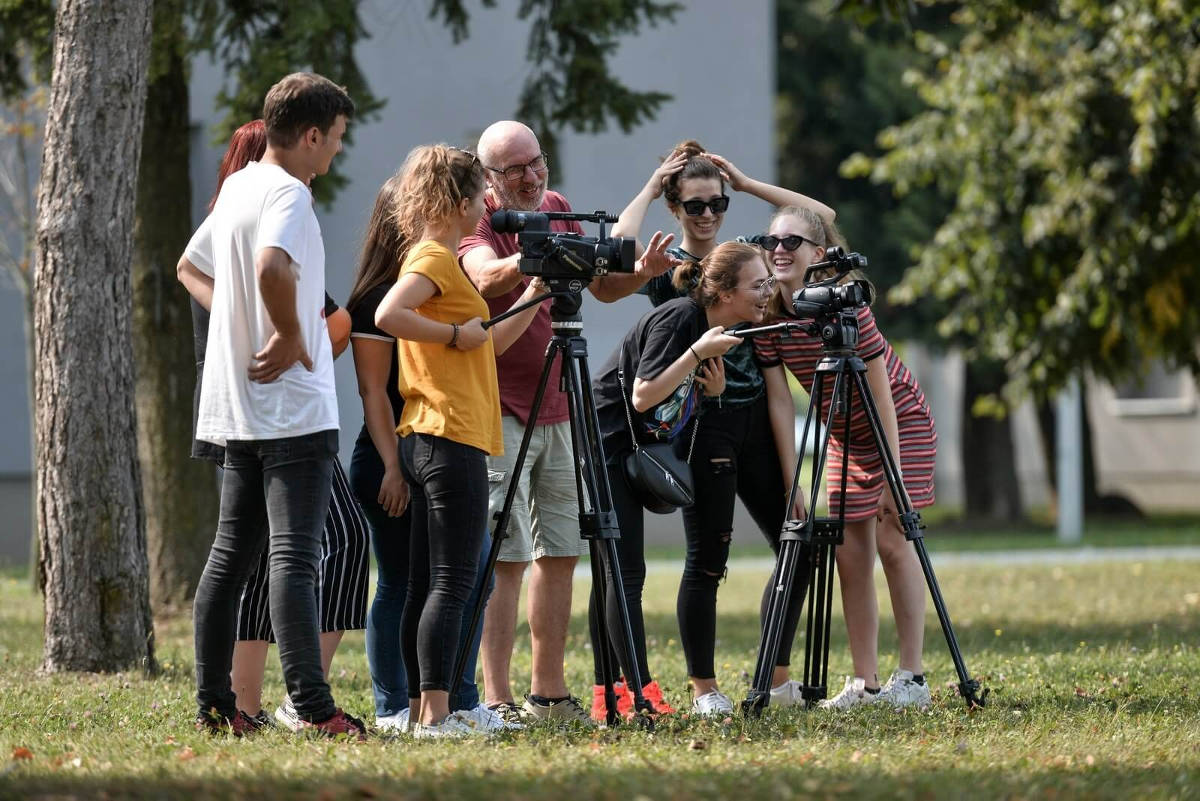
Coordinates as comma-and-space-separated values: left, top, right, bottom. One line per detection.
588, 241, 770, 718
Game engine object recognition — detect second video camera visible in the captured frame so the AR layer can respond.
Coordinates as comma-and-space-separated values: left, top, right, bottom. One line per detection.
491, 209, 636, 290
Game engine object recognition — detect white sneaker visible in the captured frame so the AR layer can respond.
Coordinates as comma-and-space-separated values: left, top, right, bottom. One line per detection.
375, 708, 410, 733
459, 702, 523, 732
691, 690, 735, 717
274, 697, 302, 732
818, 676, 879, 711
411, 710, 489, 739
878, 669, 932, 710
769, 679, 806, 708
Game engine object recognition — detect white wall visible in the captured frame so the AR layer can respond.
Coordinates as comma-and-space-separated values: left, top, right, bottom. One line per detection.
188, 0, 777, 459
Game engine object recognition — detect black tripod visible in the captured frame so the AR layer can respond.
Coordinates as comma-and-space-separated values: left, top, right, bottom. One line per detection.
451, 288, 655, 726
741, 312, 987, 715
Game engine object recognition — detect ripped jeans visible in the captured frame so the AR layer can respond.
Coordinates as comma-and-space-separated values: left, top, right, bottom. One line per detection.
677, 394, 806, 680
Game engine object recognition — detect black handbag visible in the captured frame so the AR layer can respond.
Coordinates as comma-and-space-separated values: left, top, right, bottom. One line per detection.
617, 368, 699, 514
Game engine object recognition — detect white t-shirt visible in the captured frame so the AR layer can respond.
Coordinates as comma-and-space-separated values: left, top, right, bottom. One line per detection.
186, 161, 337, 444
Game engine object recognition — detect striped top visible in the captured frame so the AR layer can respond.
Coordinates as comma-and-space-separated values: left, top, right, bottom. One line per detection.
754, 305, 937, 520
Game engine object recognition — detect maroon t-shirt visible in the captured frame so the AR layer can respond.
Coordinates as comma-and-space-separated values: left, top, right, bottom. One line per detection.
459, 191, 584, 425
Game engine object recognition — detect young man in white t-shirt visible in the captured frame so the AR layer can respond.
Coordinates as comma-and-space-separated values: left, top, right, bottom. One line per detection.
185, 73, 364, 738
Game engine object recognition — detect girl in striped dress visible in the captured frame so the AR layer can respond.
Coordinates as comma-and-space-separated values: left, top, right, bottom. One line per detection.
755, 206, 937, 710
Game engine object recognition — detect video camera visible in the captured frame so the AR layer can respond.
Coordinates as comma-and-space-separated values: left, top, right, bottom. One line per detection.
490, 209, 636, 292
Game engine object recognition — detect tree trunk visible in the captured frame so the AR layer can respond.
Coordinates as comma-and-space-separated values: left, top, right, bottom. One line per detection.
34, 0, 155, 672
960, 357, 1023, 522
134, 0, 218, 613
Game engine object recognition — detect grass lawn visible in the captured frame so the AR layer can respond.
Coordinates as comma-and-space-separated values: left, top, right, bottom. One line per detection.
1, 550, 1198, 799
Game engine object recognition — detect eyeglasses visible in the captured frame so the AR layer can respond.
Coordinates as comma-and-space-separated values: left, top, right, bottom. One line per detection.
680, 195, 731, 216
738, 276, 777, 298
754, 233, 818, 251
484, 151, 549, 182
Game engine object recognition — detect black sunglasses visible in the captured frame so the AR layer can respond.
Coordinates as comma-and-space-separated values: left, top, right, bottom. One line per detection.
754, 233, 818, 251
680, 195, 730, 216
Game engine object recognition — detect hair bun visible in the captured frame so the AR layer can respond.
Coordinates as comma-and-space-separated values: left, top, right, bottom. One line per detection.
670, 139, 707, 160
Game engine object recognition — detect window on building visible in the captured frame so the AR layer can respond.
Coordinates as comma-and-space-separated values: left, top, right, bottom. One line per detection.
1108, 361, 1197, 417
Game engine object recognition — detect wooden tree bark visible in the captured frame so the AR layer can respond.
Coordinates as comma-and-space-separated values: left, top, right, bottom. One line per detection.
134, 0, 218, 613
34, 0, 155, 672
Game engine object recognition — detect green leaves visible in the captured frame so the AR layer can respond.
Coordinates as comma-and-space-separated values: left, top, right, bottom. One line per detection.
854, 0, 1200, 399
0, 0, 53, 103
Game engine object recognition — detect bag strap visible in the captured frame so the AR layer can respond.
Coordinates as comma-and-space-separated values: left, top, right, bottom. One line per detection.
619, 367, 701, 464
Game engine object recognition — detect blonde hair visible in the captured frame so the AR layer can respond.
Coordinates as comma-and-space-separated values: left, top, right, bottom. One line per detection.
393, 144, 485, 244
671, 241, 764, 308
765, 207, 871, 318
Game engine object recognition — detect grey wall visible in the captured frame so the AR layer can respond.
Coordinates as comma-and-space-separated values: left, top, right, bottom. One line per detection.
189, 0, 776, 460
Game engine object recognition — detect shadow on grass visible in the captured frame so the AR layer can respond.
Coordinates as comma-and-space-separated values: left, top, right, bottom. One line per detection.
3, 760, 1195, 801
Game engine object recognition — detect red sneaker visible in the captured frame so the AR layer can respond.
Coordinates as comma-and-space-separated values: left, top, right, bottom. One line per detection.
299, 708, 368, 741
195, 709, 261, 737
638, 680, 676, 715
591, 680, 634, 722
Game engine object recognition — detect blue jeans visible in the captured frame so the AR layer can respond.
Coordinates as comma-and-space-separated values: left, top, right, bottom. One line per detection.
351, 427, 490, 715
194, 430, 337, 722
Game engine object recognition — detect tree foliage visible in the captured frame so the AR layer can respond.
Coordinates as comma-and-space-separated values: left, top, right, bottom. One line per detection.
189, 0, 385, 205
0, 0, 54, 103
429, 0, 679, 167
845, 0, 1200, 399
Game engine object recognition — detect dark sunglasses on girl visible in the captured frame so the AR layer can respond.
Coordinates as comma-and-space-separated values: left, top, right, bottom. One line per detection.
681, 195, 730, 216
753, 233, 817, 251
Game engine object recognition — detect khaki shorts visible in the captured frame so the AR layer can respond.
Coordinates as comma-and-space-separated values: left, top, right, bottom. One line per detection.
487, 417, 586, 562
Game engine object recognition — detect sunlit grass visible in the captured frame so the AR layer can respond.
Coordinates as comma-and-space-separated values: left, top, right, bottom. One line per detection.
1, 552, 1198, 799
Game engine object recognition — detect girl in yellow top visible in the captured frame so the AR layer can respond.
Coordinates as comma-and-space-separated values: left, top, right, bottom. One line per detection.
376, 144, 543, 738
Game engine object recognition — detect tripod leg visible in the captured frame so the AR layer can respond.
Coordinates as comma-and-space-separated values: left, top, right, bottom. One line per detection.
851, 369, 987, 709
450, 338, 563, 696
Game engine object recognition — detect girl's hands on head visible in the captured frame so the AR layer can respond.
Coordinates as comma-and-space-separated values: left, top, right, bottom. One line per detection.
694, 355, 726, 397
706, 154, 749, 192
647, 152, 689, 199
635, 231, 683, 279
454, 317, 489, 351
694, 325, 743, 359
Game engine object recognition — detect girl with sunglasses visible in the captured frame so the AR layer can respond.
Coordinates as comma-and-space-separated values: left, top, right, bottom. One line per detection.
756, 206, 937, 711
610, 142, 835, 716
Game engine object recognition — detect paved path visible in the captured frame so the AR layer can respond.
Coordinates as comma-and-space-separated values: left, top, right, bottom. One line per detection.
578, 545, 1200, 578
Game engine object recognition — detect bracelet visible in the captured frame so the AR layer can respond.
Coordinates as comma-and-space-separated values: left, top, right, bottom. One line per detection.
448, 323, 460, 348
689, 346, 703, 365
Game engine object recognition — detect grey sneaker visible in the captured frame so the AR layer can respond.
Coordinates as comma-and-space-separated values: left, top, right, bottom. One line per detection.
878, 669, 932, 710
691, 690, 734, 717
818, 676, 879, 711
520, 695, 596, 727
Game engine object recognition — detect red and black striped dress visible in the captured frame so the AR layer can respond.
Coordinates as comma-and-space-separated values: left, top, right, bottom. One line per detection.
754, 306, 937, 521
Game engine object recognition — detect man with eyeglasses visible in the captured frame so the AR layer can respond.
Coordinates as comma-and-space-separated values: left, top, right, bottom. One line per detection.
459, 120, 668, 727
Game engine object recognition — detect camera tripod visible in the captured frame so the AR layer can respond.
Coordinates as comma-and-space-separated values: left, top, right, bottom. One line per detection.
739, 314, 987, 715
451, 287, 656, 726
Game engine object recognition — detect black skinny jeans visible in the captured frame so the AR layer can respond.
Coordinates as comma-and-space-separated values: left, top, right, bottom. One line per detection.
399, 433, 489, 695
193, 430, 337, 722
677, 395, 807, 679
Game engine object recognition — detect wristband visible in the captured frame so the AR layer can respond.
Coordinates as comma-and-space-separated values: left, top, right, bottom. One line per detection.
689, 346, 703, 366
448, 323, 460, 348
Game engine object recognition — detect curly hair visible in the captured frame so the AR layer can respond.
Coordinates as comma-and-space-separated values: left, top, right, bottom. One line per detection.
671, 241, 764, 308
392, 144, 486, 245
661, 139, 724, 213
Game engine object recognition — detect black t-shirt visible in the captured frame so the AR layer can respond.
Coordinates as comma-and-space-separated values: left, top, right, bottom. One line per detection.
593, 296, 708, 465
347, 283, 404, 423
190, 292, 339, 462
